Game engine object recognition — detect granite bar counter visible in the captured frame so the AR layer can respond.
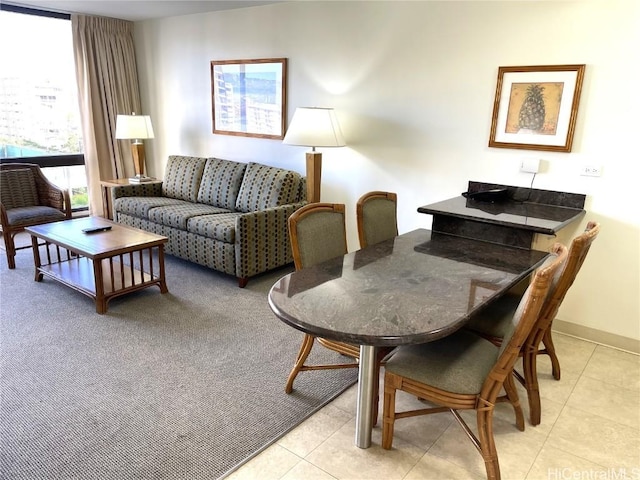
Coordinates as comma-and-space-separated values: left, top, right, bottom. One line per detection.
418, 181, 586, 249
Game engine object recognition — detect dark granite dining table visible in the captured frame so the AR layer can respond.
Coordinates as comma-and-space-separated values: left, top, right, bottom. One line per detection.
268, 228, 548, 448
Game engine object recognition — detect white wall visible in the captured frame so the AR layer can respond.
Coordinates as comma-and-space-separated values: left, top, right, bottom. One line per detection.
133, 0, 640, 347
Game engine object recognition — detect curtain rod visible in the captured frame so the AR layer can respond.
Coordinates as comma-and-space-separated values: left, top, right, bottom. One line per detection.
1, 3, 70, 20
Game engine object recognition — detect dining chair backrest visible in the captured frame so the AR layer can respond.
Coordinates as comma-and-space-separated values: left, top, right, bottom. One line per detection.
288, 202, 348, 270
381, 242, 568, 479
491, 243, 568, 384
464, 223, 599, 427
356, 191, 398, 248
533, 221, 600, 337
285, 202, 391, 425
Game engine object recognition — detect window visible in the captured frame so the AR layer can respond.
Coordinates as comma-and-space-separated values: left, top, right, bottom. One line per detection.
0, 4, 88, 211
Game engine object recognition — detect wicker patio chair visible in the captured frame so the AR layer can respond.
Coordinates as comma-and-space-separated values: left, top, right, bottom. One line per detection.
381, 243, 568, 480
0, 163, 71, 269
285, 202, 392, 423
466, 221, 600, 426
356, 191, 398, 248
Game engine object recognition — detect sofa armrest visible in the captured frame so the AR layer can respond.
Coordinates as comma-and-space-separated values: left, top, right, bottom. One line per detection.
234, 201, 306, 279
112, 182, 163, 200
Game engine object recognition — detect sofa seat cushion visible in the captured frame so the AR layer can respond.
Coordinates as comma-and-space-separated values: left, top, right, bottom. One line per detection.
186, 213, 241, 243
197, 158, 247, 210
114, 196, 185, 219
235, 162, 302, 213
147, 203, 233, 230
162, 155, 207, 202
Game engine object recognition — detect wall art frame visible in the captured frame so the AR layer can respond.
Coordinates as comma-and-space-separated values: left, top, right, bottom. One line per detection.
210, 58, 287, 139
488, 64, 585, 152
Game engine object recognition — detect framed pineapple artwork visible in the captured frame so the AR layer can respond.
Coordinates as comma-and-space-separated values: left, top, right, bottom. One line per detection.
488, 65, 585, 152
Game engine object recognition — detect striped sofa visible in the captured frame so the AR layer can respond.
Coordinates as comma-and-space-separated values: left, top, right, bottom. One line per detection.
112, 155, 306, 287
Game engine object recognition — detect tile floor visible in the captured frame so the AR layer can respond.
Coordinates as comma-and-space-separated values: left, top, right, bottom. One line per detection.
228, 333, 640, 480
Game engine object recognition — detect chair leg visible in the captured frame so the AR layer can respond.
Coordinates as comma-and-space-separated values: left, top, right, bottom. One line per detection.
285, 333, 316, 393
477, 405, 500, 480
522, 344, 542, 426
381, 374, 397, 450
503, 373, 525, 431
2, 230, 16, 269
542, 329, 561, 381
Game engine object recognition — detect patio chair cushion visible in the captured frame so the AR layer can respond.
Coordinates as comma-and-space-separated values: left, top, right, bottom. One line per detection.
5, 206, 68, 227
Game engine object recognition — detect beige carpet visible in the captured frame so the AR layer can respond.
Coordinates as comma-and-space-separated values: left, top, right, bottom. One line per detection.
0, 235, 357, 479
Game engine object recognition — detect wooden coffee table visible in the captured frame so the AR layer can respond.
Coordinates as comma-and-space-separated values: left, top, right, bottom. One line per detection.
25, 217, 168, 314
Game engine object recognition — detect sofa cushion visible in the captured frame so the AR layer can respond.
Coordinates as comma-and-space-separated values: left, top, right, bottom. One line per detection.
197, 158, 247, 210
0, 169, 38, 210
148, 203, 232, 230
162, 155, 207, 202
187, 212, 240, 243
114, 196, 185, 219
235, 162, 302, 213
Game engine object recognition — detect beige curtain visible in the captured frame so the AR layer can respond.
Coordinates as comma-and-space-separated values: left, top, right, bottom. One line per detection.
72, 15, 142, 216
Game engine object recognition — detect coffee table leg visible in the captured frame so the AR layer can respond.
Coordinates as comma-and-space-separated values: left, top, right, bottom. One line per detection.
93, 259, 107, 314
355, 345, 377, 448
30, 235, 43, 282
158, 245, 168, 293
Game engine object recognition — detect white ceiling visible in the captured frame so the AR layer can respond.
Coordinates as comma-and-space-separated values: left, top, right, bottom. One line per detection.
5, 1, 283, 21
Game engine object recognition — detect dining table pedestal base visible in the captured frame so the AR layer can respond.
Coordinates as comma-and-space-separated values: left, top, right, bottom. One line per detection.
355, 345, 377, 448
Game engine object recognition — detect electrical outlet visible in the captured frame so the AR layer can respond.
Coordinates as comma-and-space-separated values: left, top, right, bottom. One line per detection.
520, 158, 540, 173
580, 165, 602, 177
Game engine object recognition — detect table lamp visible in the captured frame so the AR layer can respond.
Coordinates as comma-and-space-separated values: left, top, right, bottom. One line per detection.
283, 107, 346, 203
115, 113, 155, 182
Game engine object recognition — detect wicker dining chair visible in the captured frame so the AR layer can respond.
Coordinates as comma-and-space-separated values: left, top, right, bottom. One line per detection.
465, 221, 600, 426
356, 191, 398, 248
0, 163, 71, 269
382, 243, 567, 480
285, 202, 392, 423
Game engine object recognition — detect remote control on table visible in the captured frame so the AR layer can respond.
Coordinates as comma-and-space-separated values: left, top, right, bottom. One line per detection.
82, 226, 112, 234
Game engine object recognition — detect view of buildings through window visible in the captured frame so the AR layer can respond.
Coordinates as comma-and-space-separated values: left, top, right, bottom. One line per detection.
0, 8, 88, 209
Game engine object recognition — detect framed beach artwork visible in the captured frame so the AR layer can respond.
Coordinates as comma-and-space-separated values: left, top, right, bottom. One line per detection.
488, 65, 585, 152
210, 58, 287, 139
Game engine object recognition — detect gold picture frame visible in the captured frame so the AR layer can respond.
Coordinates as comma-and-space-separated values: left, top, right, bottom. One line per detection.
489, 64, 585, 152
210, 58, 287, 139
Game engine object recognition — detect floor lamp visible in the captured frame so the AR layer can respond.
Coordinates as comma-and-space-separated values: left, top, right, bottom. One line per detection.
115, 113, 155, 183
283, 107, 346, 203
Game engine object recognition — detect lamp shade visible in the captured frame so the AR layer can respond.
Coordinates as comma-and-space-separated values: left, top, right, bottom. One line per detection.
282, 107, 345, 148
115, 114, 155, 140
